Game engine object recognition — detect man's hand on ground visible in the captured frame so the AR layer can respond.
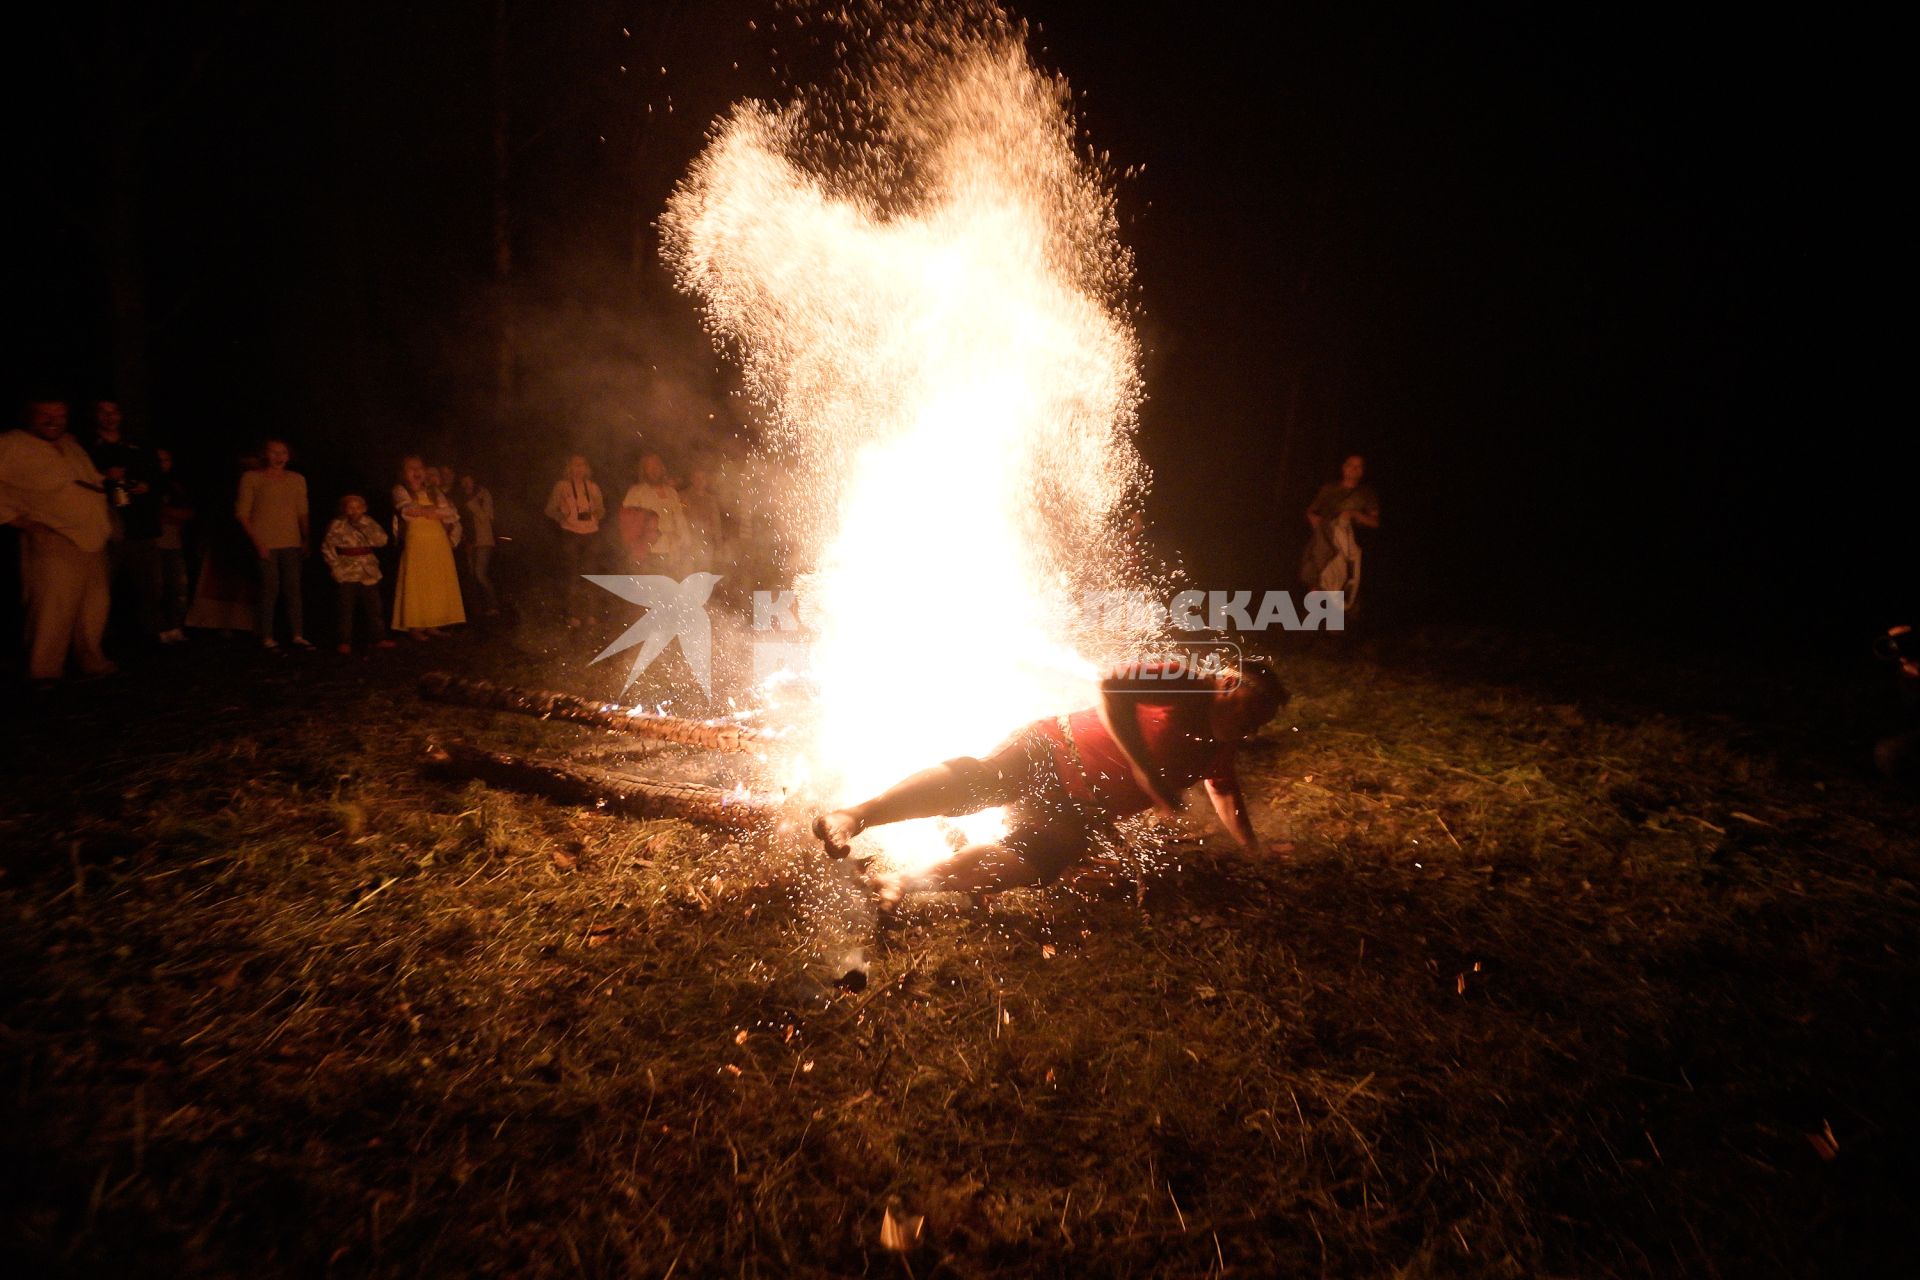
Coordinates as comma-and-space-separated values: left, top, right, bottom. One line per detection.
1129, 763, 1179, 815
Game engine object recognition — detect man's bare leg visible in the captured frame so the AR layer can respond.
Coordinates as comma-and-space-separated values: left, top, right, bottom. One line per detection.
911, 843, 1046, 893
861, 841, 1043, 908
812, 759, 999, 857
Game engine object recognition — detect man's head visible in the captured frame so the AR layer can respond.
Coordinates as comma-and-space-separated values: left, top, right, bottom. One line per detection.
93, 400, 124, 439
24, 400, 69, 442
1211, 658, 1289, 740
263, 438, 291, 469
1340, 454, 1366, 487
156, 446, 174, 473
340, 493, 368, 520
566, 454, 590, 482
641, 453, 669, 484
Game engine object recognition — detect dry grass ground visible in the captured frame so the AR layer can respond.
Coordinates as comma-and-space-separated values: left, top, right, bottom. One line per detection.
2, 622, 1915, 1277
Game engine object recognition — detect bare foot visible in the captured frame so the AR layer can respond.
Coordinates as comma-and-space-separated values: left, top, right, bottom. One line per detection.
851, 855, 905, 908
868, 867, 905, 908
810, 810, 864, 858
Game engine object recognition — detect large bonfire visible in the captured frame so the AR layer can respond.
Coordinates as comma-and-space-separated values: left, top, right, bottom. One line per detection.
660, 1, 1150, 873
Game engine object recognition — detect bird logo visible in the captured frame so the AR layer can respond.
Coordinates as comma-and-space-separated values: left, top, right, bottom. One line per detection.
586, 573, 724, 693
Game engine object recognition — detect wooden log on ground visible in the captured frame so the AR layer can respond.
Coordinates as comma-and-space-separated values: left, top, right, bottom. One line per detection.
420, 672, 775, 754
423, 741, 779, 831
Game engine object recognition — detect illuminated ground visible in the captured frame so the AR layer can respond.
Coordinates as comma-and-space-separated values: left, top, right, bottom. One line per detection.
3, 622, 1913, 1276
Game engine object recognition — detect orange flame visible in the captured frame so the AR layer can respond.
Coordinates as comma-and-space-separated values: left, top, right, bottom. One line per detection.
664, 4, 1146, 870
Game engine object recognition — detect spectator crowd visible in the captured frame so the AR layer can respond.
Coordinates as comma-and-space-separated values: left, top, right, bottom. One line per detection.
1, 394, 776, 688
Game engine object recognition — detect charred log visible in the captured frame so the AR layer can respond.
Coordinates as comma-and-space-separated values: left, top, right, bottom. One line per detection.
420, 672, 775, 754
422, 741, 779, 831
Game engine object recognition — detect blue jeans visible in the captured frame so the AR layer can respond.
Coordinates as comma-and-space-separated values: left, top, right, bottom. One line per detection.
259, 546, 305, 641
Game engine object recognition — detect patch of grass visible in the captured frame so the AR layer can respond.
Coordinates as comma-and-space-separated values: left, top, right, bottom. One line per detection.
2, 627, 1915, 1276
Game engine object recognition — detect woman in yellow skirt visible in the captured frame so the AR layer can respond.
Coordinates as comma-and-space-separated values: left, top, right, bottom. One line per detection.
390, 455, 466, 639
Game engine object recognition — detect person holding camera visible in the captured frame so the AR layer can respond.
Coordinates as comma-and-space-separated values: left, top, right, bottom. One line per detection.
544, 454, 606, 628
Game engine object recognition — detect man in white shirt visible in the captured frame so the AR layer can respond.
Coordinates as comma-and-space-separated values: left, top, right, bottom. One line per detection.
0, 398, 116, 683
621, 452, 694, 575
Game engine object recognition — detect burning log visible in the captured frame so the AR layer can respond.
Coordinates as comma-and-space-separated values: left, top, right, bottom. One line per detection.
422, 741, 779, 831
419, 672, 775, 754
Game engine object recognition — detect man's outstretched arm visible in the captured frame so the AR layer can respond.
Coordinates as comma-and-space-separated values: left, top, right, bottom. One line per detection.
1204, 773, 1258, 850
1205, 772, 1286, 855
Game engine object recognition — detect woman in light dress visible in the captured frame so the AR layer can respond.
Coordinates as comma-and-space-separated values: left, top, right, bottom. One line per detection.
390, 455, 465, 639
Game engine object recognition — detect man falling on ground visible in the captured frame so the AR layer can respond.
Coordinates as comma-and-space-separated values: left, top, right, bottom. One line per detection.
812, 659, 1290, 901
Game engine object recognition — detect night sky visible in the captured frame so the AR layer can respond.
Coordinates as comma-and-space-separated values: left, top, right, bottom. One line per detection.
11, 2, 1906, 652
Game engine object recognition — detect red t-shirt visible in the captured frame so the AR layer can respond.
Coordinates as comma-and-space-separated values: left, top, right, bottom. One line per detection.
1036, 699, 1239, 816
